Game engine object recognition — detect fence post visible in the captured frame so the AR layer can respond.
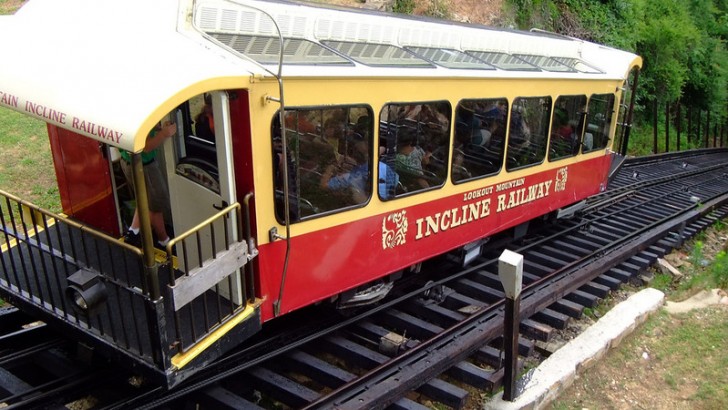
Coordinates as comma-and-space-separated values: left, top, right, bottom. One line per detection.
713, 124, 717, 148
665, 102, 670, 152
676, 102, 681, 151
499, 249, 524, 401
706, 111, 711, 147
697, 110, 701, 146
653, 100, 658, 153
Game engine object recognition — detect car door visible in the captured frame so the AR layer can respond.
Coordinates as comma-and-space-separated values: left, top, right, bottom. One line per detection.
164, 91, 242, 305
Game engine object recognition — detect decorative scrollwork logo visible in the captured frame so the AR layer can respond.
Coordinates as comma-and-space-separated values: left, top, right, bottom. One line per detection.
382, 210, 408, 250
554, 166, 568, 192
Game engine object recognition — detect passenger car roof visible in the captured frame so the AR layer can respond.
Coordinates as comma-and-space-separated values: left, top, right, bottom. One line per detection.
0, 0, 266, 152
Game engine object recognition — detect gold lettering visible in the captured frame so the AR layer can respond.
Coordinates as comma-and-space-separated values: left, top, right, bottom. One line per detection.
415, 218, 425, 240
441, 211, 451, 230
426, 214, 440, 237
497, 194, 506, 212
468, 203, 479, 223
481, 198, 491, 217
544, 180, 552, 196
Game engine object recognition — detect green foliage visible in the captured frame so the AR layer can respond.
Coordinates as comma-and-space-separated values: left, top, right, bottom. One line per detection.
636, 0, 699, 103
690, 240, 704, 267
392, 0, 416, 14
509, 0, 560, 30
0, 107, 60, 212
710, 251, 728, 288
627, 114, 704, 156
426, 0, 451, 19
393, 0, 451, 19
677, 237, 728, 292
651, 273, 673, 291
505, 0, 728, 154
715, 218, 726, 231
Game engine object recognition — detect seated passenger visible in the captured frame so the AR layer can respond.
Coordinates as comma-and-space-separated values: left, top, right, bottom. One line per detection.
395, 128, 431, 189
378, 140, 399, 199
195, 94, 214, 142
272, 127, 300, 221
320, 137, 370, 204
452, 123, 472, 182
551, 108, 573, 138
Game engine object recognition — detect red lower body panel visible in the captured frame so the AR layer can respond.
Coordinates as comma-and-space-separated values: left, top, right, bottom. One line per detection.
257, 156, 609, 321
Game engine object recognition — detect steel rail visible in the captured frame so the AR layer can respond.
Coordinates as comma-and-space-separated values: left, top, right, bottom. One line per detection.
115, 154, 728, 409
3, 149, 728, 409
301, 177, 728, 409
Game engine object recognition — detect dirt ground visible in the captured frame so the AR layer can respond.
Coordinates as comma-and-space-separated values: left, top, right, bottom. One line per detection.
550, 306, 728, 410
546, 226, 728, 410
323, 0, 506, 25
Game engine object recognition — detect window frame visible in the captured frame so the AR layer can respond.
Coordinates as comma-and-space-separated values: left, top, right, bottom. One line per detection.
583, 93, 616, 153
548, 94, 587, 162
271, 104, 375, 224
505, 96, 552, 171
451, 97, 508, 184
378, 100, 452, 199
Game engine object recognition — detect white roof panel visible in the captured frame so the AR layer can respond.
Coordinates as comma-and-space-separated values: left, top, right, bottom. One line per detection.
0, 0, 641, 152
0, 0, 265, 152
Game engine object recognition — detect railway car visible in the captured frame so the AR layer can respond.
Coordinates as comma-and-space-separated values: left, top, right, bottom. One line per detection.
0, 0, 641, 387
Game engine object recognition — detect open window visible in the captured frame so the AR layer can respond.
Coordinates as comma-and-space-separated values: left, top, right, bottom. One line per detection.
171, 93, 220, 193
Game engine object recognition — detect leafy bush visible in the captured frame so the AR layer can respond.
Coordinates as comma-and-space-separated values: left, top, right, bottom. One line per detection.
710, 251, 728, 289
393, 0, 416, 14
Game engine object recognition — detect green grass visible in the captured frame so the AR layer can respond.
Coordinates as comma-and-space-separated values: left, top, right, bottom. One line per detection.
0, 0, 26, 15
646, 309, 728, 402
650, 272, 673, 291
0, 107, 61, 212
552, 218, 728, 409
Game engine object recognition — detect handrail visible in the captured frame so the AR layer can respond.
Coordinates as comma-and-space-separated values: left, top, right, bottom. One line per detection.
191, 0, 292, 317
0, 188, 142, 256
165, 202, 242, 251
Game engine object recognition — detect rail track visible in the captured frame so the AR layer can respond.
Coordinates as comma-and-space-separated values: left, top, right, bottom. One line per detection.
1, 148, 728, 409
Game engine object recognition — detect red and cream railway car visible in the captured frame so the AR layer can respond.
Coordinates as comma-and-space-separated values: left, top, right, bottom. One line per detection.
0, 0, 641, 386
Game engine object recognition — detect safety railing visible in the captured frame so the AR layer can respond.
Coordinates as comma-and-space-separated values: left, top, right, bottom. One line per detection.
163, 202, 254, 353
0, 189, 164, 366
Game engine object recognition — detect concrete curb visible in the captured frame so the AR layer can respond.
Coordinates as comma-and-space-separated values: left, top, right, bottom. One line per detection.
484, 287, 666, 410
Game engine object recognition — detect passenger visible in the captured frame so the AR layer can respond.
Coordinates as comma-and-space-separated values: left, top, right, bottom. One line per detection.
378, 139, 399, 199
320, 136, 370, 204
395, 128, 431, 189
552, 108, 573, 140
354, 115, 372, 139
508, 108, 531, 147
323, 116, 345, 152
551, 107, 578, 156
480, 102, 507, 147
272, 127, 300, 222
284, 110, 317, 134
194, 93, 215, 142
400, 104, 449, 137
121, 121, 176, 249
294, 113, 341, 173
452, 122, 471, 182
